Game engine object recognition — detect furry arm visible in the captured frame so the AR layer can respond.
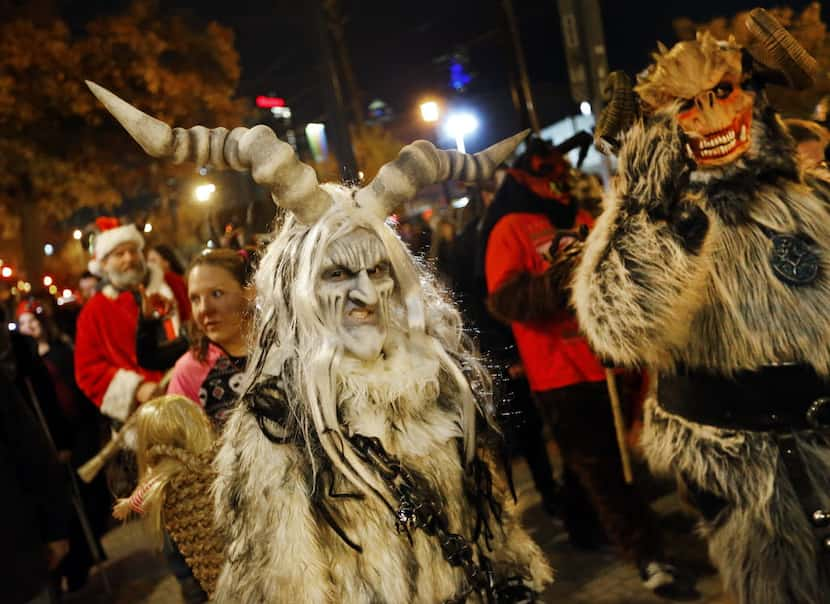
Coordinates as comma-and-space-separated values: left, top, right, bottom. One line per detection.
213, 408, 332, 603
572, 116, 714, 366
487, 244, 582, 324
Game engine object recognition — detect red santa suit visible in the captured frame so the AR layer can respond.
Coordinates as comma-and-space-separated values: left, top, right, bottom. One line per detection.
75, 264, 182, 422
75, 219, 183, 422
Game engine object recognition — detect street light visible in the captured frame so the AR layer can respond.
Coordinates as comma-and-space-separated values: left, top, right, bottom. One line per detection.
420, 101, 440, 123
194, 183, 216, 203
444, 112, 478, 153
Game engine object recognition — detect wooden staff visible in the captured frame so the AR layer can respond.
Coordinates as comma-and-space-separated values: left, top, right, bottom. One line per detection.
78, 369, 173, 483
77, 413, 138, 484
605, 368, 634, 485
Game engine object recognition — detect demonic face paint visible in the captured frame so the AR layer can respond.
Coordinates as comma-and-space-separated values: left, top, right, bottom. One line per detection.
676, 73, 754, 167
317, 228, 395, 361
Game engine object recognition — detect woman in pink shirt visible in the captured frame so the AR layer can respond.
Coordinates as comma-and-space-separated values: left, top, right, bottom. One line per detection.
166, 249, 255, 426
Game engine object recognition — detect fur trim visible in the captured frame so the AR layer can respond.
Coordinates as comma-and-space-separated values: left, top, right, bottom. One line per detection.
101, 369, 142, 422
93, 223, 144, 262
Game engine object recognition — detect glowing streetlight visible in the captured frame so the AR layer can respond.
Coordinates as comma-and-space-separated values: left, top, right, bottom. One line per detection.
1, 266, 13, 278
194, 183, 216, 203
420, 101, 440, 123
73, 229, 82, 240
43, 275, 53, 287
444, 112, 479, 153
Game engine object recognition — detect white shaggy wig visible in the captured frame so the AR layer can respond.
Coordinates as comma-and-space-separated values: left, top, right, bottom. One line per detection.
242, 184, 492, 506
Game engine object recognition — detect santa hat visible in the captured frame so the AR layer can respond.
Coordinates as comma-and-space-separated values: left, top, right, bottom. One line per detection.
16, 298, 44, 319
88, 217, 145, 276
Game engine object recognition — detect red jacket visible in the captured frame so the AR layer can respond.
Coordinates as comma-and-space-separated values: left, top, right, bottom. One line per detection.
485, 211, 606, 392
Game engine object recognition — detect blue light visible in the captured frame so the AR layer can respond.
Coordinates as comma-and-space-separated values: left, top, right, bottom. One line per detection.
450, 60, 472, 92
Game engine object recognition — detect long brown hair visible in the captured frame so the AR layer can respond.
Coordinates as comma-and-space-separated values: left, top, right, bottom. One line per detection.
186, 247, 257, 362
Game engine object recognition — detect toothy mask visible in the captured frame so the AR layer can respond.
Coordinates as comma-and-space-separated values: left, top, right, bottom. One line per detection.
636, 34, 754, 168
595, 9, 817, 168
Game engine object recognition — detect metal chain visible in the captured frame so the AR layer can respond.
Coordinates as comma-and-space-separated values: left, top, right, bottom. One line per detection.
348, 434, 536, 603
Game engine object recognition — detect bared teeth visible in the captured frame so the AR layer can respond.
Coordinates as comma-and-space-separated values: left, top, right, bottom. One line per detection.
740, 124, 747, 141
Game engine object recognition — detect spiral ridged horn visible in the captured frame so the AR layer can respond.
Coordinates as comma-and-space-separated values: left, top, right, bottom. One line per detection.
85, 81, 332, 224
594, 71, 638, 155
745, 8, 817, 90
354, 130, 529, 217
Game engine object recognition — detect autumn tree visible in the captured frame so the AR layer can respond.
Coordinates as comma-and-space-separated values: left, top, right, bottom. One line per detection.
0, 0, 247, 279
673, 2, 829, 118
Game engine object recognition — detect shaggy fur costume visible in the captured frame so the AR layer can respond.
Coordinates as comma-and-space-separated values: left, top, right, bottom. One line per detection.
214, 379, 551, 603
572, 91, 830, 603
213, 196, 552, 603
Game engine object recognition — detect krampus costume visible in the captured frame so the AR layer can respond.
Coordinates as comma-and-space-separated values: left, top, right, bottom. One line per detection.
87, 82, 552, 602
571, 9, 830, 604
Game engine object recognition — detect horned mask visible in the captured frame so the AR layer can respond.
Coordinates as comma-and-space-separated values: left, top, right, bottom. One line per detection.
596, 8, 817, 168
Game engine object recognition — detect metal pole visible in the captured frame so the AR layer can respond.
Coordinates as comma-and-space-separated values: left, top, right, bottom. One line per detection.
502, 0, 541, 133
310, 0, 359, 182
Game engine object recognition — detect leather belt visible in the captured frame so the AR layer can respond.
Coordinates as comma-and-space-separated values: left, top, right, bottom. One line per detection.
657, 364, 830, 432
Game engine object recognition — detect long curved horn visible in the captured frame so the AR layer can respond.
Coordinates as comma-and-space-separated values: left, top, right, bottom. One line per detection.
594, 71, 638, 155
86, 81, 332, 224
745, 8, 817, 90
354, 130, 529, 217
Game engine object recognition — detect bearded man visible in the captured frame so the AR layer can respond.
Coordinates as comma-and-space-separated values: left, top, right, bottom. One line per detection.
88, 80, 552, 603
571, 9, 830, 604
75, 218, 182, 423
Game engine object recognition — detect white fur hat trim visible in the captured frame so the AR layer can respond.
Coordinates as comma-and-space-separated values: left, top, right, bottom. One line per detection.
89, 224, 144, 276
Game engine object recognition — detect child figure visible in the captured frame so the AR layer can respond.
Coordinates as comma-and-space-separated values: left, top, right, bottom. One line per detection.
112, 395, 222, 599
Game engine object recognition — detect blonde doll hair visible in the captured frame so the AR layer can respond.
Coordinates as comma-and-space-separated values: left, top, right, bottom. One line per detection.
121, 395, 215, 541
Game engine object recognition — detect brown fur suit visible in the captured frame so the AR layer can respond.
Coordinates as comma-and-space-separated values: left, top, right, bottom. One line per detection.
212, 377, 552, 603
572, 99, 830, 603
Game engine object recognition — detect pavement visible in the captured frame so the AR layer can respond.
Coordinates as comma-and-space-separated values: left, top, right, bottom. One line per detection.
65, 458, 732, 604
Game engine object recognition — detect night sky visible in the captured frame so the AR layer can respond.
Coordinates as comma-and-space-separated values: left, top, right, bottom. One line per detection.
64, 0, 823, 149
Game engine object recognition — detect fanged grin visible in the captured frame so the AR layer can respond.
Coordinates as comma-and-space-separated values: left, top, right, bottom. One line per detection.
686, 113, 752, 164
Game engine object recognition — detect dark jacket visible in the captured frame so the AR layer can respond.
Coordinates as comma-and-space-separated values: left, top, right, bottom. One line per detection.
0, 362, 70, 603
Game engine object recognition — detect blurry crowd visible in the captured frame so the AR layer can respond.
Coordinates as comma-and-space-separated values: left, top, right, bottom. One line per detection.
4, 112, 830, 604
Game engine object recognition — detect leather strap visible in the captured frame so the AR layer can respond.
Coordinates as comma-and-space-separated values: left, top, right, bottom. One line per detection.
658, 364, 830, 432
